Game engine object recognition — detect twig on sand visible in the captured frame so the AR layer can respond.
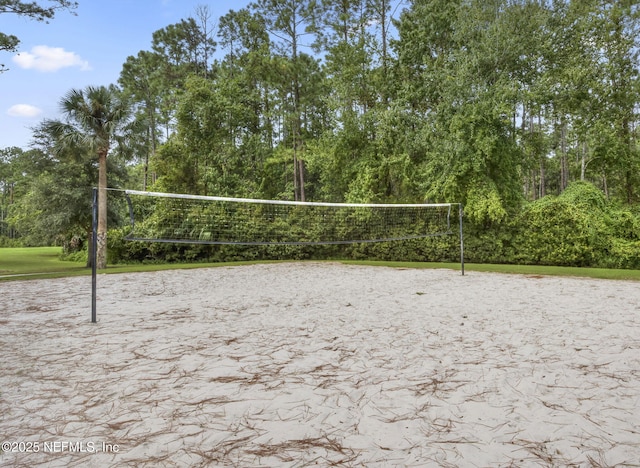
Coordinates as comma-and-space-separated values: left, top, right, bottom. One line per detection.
246, 434, 359, 465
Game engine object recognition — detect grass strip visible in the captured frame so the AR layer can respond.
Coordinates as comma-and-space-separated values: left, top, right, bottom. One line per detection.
1, 247, 639, 282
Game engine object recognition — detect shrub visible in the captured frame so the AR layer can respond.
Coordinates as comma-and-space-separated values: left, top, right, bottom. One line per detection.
508, 181, 640, 267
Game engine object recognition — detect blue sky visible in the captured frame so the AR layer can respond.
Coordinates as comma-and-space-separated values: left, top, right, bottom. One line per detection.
1, 0, 251, 150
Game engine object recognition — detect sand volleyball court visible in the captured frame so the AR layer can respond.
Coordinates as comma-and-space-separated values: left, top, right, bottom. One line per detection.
1, 262, 639, 467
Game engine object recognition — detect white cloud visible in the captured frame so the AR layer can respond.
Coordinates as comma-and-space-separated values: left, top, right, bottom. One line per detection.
7, 104, 43, 118
12, 45, 91, 72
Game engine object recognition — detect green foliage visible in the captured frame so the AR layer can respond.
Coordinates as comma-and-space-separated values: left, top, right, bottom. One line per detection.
0, 235, 22, 247
464, 179, 508, 224
59, 248, 87, 263
513, 196, 599, 266
508, 182, 638, 267
557, 180, 607, 211
95, 180, 640, 270
5, 1, 640, 270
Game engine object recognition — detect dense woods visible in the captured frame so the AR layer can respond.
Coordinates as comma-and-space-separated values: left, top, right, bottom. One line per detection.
2, 0, 640, 268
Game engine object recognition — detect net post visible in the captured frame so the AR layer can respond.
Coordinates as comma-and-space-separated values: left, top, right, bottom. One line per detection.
91, 187, 98, 323
458, 203, 465, 276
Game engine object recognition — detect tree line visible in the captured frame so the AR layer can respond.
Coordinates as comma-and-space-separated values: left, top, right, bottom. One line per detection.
1, 0, 639, 268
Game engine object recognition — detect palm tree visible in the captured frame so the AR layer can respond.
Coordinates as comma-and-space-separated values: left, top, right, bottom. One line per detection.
44, 85, 131, 269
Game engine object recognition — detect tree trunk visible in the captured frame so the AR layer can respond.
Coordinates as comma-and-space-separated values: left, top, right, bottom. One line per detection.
97, 148, 108, 269
298, 158, 306, 202
539, 156, 546, 198
559, 120, 569, 192
144, 104, 157, 191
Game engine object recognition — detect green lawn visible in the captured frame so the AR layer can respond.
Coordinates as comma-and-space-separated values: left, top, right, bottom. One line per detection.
0, 247, 269, 281
344, 260, 640, 281
0, 247, 87, 279
1, 246, 639, 281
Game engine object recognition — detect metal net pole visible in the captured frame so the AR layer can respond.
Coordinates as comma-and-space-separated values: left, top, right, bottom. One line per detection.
91, 187, 98, 323
459, 204, 465, 276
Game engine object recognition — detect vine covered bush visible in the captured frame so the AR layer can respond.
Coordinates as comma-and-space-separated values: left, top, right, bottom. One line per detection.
509, 182, 640, 267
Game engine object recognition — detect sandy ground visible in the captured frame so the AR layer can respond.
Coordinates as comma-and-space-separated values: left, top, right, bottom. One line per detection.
1, 262, 639, 467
